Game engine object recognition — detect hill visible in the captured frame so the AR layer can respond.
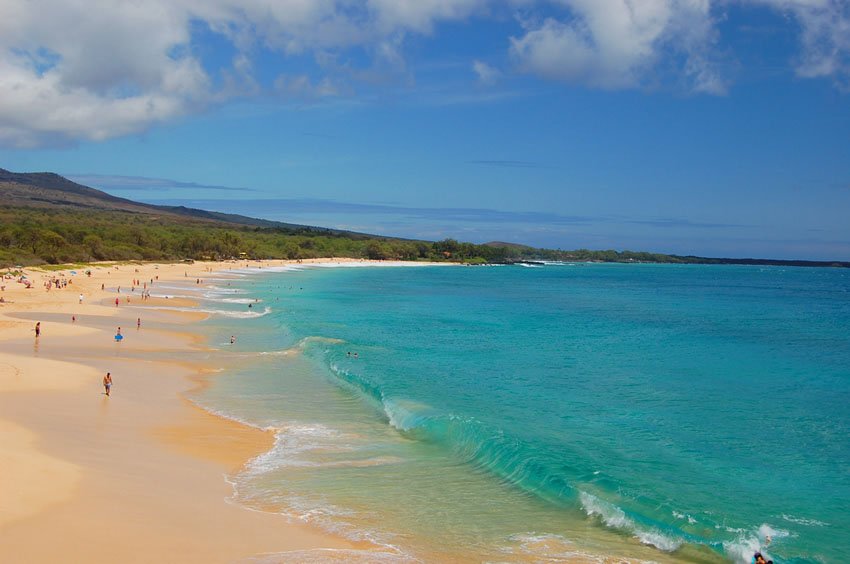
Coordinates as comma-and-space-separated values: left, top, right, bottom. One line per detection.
0, 168, 441, 265
0, 168, 345, 233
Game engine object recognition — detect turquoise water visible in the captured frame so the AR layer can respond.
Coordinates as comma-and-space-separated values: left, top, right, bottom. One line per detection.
185, 263, 848, 563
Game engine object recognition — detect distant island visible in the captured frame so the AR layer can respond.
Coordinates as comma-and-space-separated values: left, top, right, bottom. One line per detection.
1, 168, 847, 269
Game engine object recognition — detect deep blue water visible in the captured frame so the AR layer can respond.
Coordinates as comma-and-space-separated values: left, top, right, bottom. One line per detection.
192, 263, 849, 563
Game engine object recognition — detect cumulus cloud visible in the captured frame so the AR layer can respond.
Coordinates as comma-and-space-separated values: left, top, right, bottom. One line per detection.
0, 1, 208, 148
0, 0, 491, 148
508, 0, 850, 93
509, 0, 725, 91
0, 0, 848, 148
747, 0, 850, 88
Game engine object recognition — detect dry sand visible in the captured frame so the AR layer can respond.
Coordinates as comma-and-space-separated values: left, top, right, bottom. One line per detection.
0, 259, 380, 563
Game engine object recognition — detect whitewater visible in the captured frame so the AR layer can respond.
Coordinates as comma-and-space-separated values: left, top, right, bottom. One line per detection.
188, 262, 848, 563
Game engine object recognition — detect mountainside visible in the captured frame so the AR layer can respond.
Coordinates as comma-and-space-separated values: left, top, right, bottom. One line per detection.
0, 168, 465, 265
0, 168, 328, 233
1, 168, 151, 211
483, 241, 534, 250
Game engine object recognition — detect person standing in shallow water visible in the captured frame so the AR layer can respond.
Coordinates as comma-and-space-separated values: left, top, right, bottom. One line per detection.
103, 372, 112, 396
34, 322, 40, 337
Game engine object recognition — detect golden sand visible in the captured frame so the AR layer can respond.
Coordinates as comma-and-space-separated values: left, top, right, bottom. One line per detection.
0, 259, 378, 563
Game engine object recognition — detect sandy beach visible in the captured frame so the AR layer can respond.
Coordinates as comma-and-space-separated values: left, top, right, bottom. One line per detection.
0, 259, 377, 563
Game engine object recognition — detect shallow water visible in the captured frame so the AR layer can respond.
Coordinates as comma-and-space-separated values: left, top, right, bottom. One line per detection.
191, 263, 849, 563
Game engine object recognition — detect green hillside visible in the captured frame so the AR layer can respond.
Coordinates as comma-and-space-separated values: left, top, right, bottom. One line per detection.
0, 168, 515, 265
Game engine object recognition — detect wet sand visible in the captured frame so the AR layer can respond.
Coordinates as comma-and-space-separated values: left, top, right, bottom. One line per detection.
0, 259, 378, 563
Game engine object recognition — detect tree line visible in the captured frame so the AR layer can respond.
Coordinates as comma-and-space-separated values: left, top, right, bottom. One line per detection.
0, 206, 761, 268
0, 207, 518, 266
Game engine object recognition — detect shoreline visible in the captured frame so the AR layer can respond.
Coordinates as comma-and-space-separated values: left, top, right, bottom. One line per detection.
0, 258, 391, 562
0, 257, 727, 563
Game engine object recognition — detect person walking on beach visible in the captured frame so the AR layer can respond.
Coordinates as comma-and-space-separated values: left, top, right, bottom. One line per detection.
137, 317, 141, 329
103, 372, 112, 396
34, 321, 41, 337
79, 293, 84, 304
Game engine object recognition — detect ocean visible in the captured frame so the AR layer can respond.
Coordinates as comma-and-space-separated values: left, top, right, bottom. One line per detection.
164, 262, 849, 563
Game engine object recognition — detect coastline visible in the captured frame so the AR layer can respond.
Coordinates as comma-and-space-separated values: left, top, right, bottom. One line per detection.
178, 260, 707, 564
2, 258, 803, 563
0, 258, 386, 563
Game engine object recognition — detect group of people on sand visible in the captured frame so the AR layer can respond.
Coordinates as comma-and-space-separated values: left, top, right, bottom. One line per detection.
35, 274, 155, 397
44, 276, 72, 291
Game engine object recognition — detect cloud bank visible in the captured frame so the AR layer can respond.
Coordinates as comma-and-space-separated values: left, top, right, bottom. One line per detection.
147, 196, 745, 229
1, 0, 848, 147
67, 174, 256, 192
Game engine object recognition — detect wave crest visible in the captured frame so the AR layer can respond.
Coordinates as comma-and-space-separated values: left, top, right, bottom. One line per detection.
579, 492, 682, 552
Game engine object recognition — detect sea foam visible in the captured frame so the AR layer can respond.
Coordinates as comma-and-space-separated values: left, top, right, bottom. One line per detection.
139, 305, 272, 318
579, 492, 682, 552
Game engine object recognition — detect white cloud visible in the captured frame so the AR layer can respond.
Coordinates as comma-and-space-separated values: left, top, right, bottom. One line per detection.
368, 0, 489, 33
473, 60, 502, 84
274, 73, 347, 100
0, 0, 491, 148
0, 0, 848, 148
509, 0, 724, 91
508, 0, 850, 93
746, 0, 850, 87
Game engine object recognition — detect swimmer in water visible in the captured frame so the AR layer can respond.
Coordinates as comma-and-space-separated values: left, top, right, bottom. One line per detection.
753, 552, 772, 564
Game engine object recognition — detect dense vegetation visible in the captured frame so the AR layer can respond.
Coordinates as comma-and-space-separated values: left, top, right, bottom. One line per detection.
2, 206, 847, 269
0, 206, 525, 266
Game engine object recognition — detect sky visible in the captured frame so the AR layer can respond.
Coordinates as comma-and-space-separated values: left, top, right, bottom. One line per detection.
1, 1, 849, 260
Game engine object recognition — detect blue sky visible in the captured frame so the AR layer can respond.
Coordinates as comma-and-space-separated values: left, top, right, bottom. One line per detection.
1, 1, 849, 260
